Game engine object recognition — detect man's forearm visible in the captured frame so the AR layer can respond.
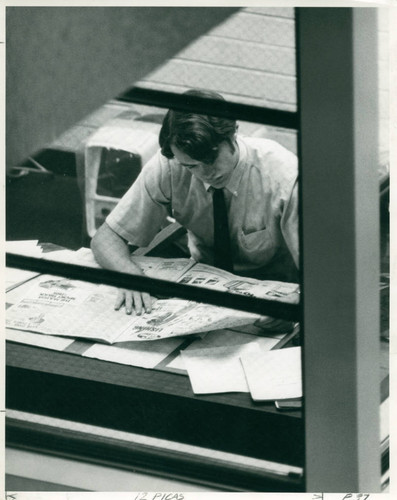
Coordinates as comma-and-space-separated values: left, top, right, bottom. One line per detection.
91, 222, 144, 276
91, 222, 153, 315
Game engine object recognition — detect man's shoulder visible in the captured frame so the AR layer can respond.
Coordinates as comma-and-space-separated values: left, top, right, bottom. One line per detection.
140, 149, 191, 191
240, 135, 295, 157
240, 136, 297, 178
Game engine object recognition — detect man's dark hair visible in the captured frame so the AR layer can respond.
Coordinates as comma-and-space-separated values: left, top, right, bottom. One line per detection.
159, 89, 237, 164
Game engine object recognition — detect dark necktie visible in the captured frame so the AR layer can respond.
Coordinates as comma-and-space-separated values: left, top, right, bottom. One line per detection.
212, 188, 234, 272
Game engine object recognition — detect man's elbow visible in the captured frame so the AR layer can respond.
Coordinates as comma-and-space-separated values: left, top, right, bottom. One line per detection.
90, 222, 107, 255
90, 234, 97, 255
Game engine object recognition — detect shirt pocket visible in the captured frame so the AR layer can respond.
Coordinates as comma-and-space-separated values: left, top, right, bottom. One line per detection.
238, 227, 276, 264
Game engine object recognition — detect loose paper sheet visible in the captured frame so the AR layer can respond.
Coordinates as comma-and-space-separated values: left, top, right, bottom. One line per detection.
6, 328, 75, 351
241, 346, 302, 401
180, 339, 286, 395
181, 343, 253, 394
82, 337, 185, 369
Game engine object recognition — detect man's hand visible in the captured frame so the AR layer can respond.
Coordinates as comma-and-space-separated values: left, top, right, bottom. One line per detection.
114, 289, 154, 315
91, 223, 156, 315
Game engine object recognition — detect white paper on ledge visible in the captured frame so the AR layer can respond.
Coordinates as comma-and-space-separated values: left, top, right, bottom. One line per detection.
180, 342, 267, 394
6, 328, 74, 351
83, 337, 185, 369
241, 346, 302, 401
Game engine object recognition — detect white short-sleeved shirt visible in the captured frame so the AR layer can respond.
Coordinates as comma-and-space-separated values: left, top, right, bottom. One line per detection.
106, 136, 299, 281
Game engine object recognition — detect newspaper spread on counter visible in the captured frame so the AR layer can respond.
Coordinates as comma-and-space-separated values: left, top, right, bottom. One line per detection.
5, 274, 258, 342
6, 251, 299, 342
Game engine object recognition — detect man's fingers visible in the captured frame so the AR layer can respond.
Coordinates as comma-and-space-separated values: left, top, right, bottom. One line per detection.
124, 291, 133, 315
132, 291, 143, 315
114, 289, 125, 311
142, 292, 153, 314
114, 289, 154, 315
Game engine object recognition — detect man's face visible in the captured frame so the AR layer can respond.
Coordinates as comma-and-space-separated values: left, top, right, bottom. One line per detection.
170, 141, 238, 188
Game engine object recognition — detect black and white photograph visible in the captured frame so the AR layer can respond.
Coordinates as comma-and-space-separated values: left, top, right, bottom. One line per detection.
2, 0, 394, 496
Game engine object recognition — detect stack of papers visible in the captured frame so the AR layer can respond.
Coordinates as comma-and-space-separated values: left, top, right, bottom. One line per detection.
6, 239, 43, 257
5, 239, 79, 264
181, 342, 302, 401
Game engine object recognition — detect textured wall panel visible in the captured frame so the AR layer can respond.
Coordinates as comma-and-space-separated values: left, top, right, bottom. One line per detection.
143, 60, 296, 109
177, 36, 296, 76
211, 12, 295, 48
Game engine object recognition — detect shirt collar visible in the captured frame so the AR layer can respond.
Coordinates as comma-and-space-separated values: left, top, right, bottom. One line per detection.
204, 136, 247, 196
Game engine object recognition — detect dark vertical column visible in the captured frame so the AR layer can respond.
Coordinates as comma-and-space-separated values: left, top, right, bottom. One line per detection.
297, 7, 381, 491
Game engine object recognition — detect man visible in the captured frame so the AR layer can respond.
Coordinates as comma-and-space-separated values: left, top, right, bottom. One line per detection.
91, 89, 299, 315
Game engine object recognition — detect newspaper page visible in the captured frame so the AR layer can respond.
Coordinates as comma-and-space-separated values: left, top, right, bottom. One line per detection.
70, 247, 195, 281
64, 249, 299, 302
131, 255, 196, 281
5, 274, 259, 343
5, 267, 40, 292
176, 263, 300, 303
